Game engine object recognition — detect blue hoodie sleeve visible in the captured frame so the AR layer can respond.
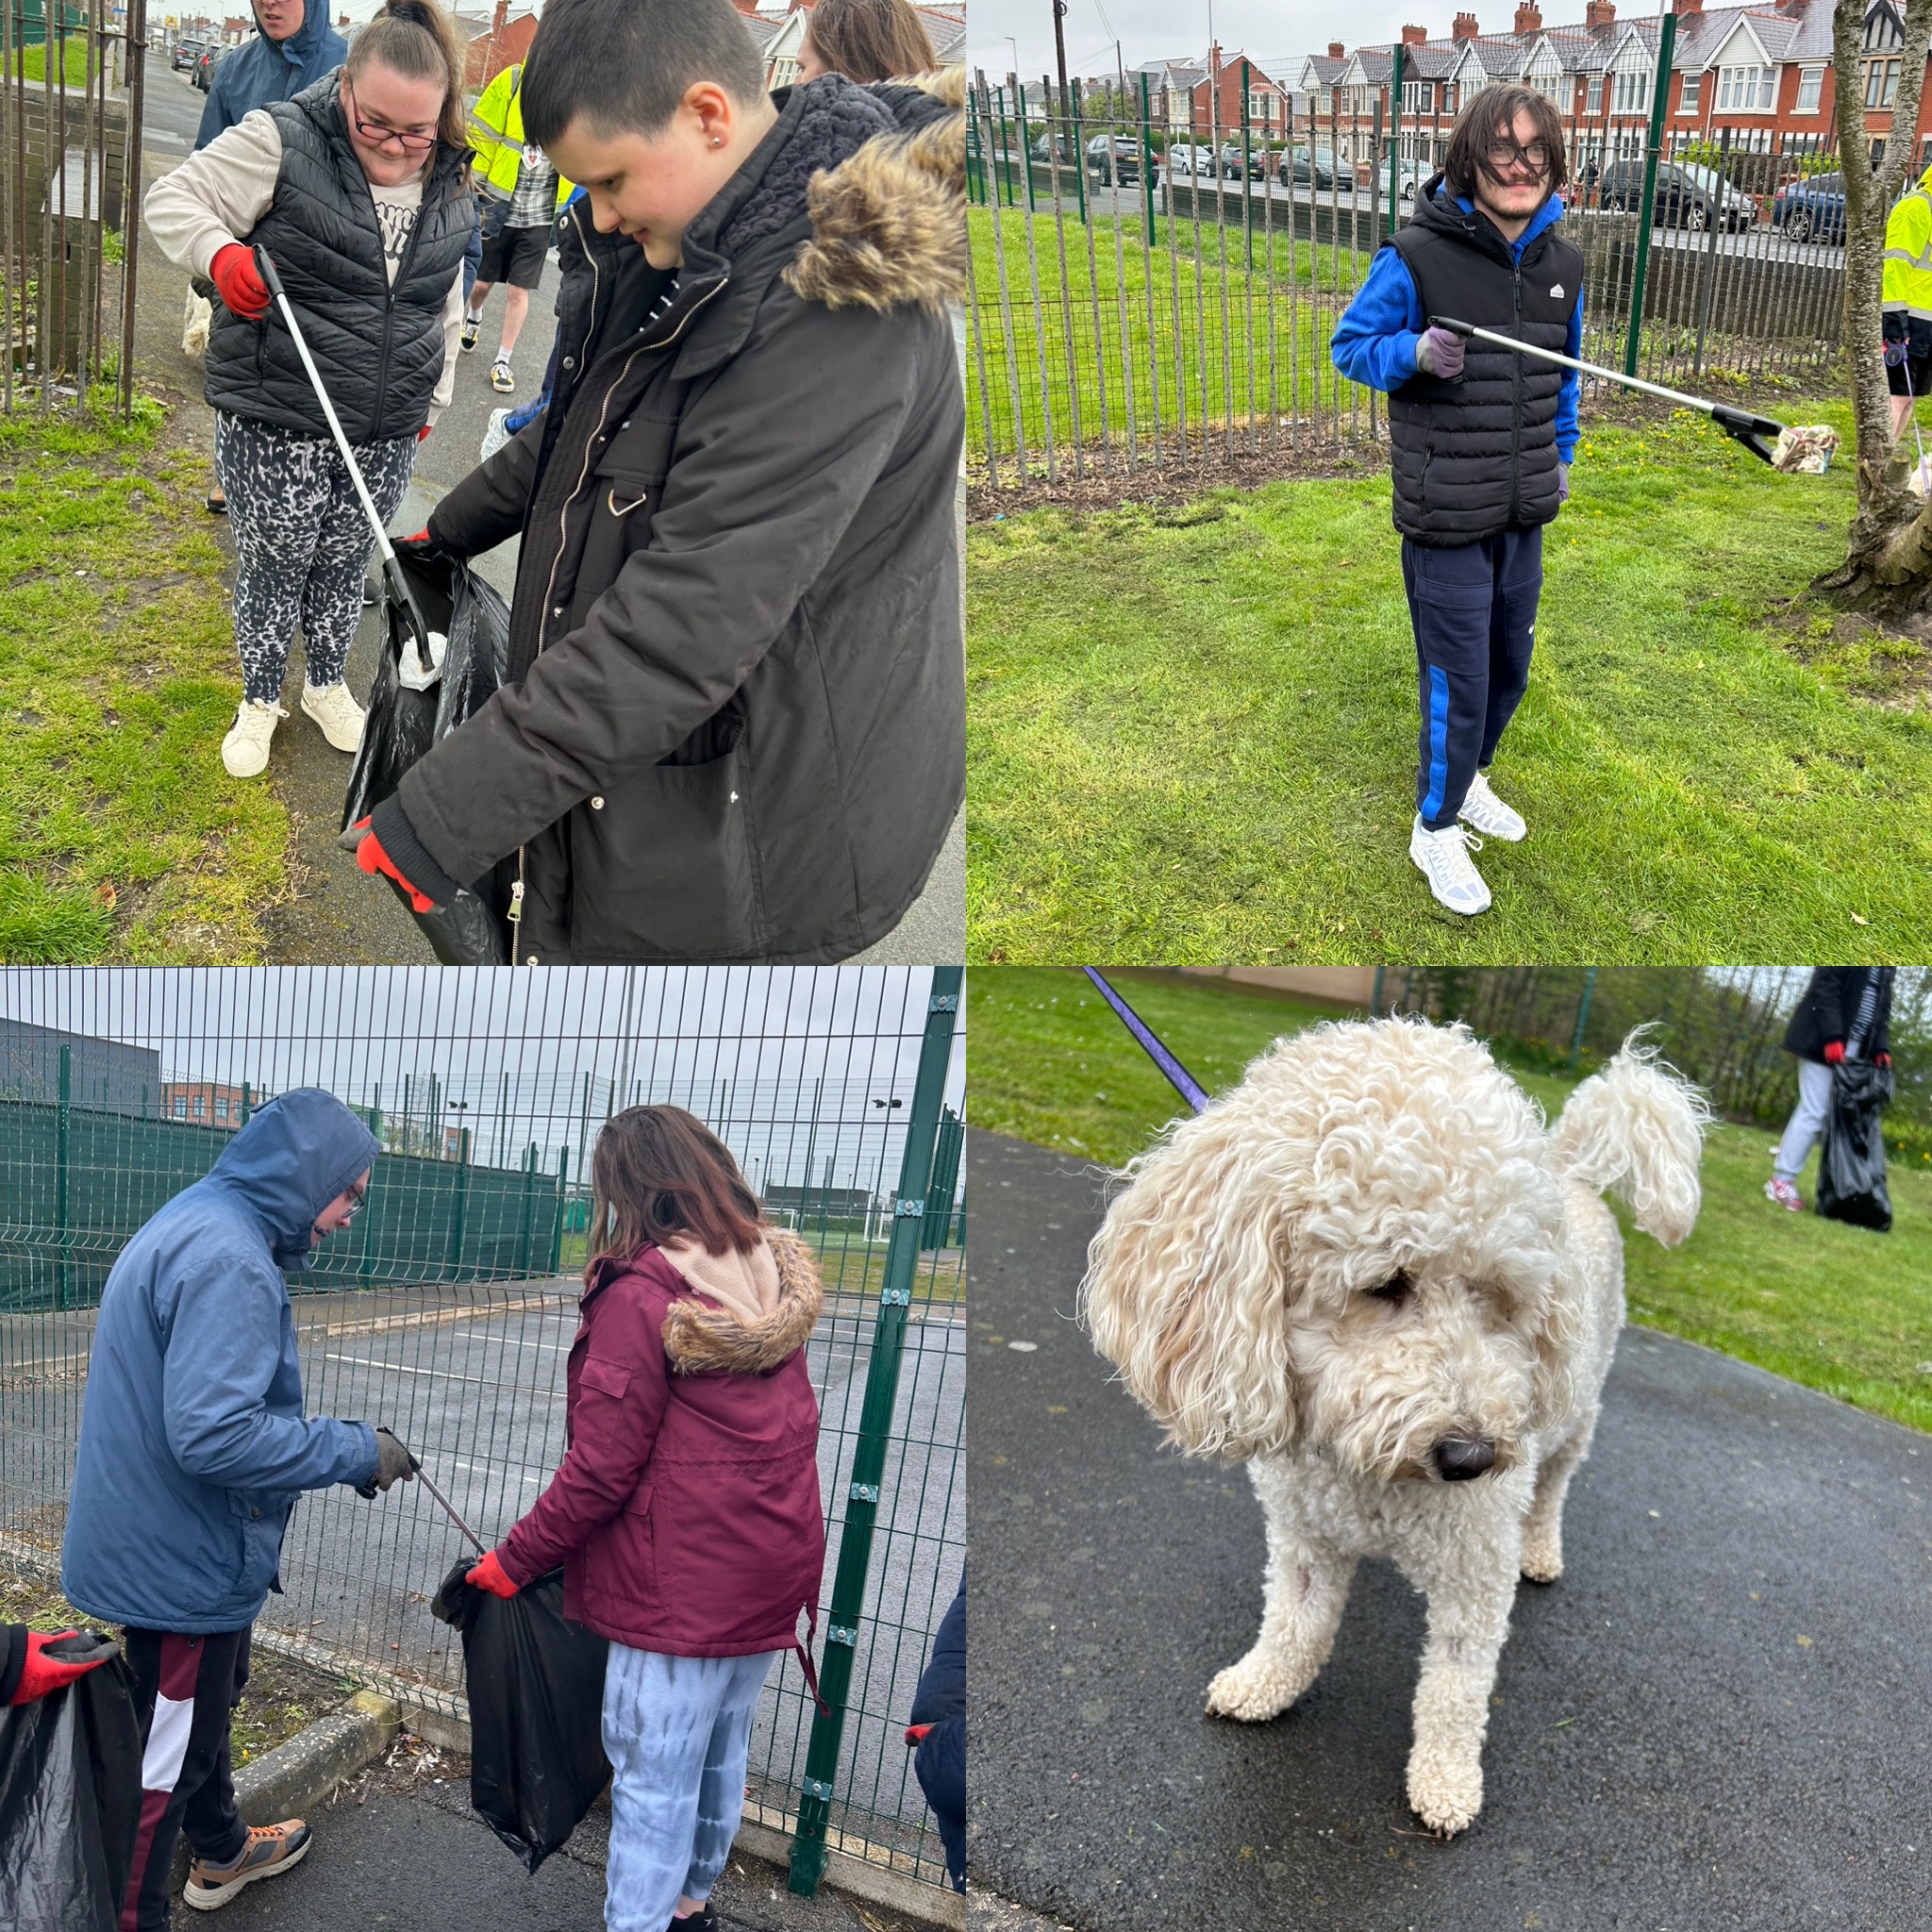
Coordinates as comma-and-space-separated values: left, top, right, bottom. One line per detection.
162, 1255, 376, 1491
194, 74, 234, 150
1557, 291, 1582, 463
1330, 245, 1426, 393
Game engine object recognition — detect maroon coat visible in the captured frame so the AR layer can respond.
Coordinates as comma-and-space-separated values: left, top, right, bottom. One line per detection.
498, 1232, 825, 1657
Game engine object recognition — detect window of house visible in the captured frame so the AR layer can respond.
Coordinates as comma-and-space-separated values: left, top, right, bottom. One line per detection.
1795, 66, 1824, 113
1318, 88, 1332, 113
215, 1096, 228, 1121
174, 1095, 187, 1118
1864, 57, 1901, 110
1402, 80, 1433, 113
1679, 73, 1700, 112
1716, 63, 1774, 113
1611, 69, 1650, 116
1585, 75, 1602, 115
192, 1093, 206, 1119
1249, 89, 1270, 120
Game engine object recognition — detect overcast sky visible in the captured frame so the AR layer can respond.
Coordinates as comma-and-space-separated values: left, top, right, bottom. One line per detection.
966, 0, 1668, 86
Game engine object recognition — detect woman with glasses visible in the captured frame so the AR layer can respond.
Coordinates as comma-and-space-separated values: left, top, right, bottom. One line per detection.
145, 0, 474, 779
1330, 84, 1582, 920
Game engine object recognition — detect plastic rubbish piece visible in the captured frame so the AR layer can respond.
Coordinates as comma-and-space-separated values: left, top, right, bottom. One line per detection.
396, 630, 448, 693
432, 1560, 610, 1874
1771, 425, 1839, 475
0, 1651, 143, 1931
342, 550, 514, 963
1816, 1060, 1893, 1233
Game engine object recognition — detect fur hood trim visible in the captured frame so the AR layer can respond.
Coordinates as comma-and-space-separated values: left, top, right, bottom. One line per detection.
785, 64, 965, 316
662, 1228, 824, 1374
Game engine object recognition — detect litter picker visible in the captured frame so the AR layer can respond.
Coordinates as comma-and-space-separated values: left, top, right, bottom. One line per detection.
357, 1432, 489, 1555
1083, 968, 1210, 1117
1426, 313, 1789, 464
253, 245, 439, 674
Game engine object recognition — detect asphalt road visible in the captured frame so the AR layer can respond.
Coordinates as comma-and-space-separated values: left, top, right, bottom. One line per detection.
966, 1127, 1932, 1932
139, 63, 208, 152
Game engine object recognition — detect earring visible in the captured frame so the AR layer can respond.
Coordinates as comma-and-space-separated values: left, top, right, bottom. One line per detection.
711, 136, 724, 148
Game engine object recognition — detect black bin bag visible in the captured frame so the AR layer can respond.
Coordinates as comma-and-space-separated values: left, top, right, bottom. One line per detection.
433, 1559, 609, 1873
342, 550, 515, 965
1816, 1060, 1894, 1234
0, 1649, 142, 1932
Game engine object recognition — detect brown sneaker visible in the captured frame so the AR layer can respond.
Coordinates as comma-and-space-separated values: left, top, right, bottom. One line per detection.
183, 1820, 312, 1910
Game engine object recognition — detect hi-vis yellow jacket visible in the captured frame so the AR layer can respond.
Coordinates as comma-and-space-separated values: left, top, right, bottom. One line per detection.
468, 64, 574, 208
1882, 163, 1932, 327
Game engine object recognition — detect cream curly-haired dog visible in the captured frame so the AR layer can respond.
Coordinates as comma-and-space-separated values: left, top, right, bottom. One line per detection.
1081, 1017, 1706, 1837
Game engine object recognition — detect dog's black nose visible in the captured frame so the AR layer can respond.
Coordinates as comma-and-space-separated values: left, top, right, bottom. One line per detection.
1433, 1437, 1496, 1481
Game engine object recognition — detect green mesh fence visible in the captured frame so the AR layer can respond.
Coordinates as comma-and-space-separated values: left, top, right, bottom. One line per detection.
0, 966, 966, 1895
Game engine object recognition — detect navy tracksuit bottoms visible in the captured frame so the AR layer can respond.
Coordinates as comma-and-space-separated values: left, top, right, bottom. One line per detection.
1399, 525, 1542, 830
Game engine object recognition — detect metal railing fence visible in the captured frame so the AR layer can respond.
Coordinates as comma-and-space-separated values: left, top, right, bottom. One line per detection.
2, 0, 149, 419
0, 965, 966, 1896
971, 48, 1858, 490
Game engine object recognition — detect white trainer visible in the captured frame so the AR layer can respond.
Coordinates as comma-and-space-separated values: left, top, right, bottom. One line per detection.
1409, 815, 1492, 915
221, 698, 288, 778
1458, 770, 1526, 841
301, 680, 366, 753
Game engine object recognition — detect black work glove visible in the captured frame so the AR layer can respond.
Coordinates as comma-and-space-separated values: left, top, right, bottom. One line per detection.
391, 527, 457, 565
358, 1426, 416, 1497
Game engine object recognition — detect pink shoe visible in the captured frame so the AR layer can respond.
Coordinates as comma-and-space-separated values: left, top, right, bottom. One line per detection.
1763, 1176, 1803, 1212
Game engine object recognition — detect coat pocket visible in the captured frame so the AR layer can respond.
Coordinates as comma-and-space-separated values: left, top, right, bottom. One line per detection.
578, 456, 665, 594
568, 714, 764, 960
618, 1479, 659, 1605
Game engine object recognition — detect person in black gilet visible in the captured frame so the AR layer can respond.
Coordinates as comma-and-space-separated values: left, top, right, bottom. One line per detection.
1332, 85, 1583, 916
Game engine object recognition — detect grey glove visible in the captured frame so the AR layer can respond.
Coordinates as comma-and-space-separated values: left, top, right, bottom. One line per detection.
366, 1426, 415, 1494
1558, 460, 1571, 504
1414, 325, 1465, 379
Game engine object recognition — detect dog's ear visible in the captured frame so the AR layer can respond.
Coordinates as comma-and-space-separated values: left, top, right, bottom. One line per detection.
1081, 1109, 1301, 1460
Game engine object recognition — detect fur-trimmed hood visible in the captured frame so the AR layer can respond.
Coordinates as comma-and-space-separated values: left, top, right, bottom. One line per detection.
661, 1228, 824, 1376
785, 66, 966, 315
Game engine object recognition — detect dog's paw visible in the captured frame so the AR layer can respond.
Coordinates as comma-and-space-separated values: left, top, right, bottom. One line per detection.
1519, 1524, 1563, 1584
1406, 1753, 1484, 1838
1205, 1655, 1302, 1723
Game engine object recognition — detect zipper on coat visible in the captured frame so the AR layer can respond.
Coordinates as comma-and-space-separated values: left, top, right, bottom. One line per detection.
1506, 258, 1524, 529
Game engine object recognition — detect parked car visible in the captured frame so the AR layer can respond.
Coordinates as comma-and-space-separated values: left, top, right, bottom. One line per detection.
1086, 134, 1141, 186
1029, 131, 1077, 168
1213, 142, 1271, 180
1165, 142, 1219, 178
1771, 172, 1846, 244
171, 38, 203, 73
1279, 145, 1356, 191
1597, 158, 1756, 231
192, 42, 223, 91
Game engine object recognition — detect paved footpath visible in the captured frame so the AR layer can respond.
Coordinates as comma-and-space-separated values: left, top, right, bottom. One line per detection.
967, 1128, 1931, 1932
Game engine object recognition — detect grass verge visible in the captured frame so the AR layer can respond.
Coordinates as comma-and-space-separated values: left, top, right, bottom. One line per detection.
968, 966, 1932, 1435
0, 393, 288, 961
968, 397, 1932, 960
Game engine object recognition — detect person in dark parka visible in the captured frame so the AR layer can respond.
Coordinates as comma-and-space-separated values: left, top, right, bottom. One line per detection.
349, 0, 966, 965
1766, 968, 1895, 1210
194, 0, 346, 149
907, 1572, 965, 1892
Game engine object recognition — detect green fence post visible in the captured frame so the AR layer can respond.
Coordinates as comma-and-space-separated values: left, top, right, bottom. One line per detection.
518, 1143, 537, 1275
922, 1108, 963, 1249
1388, 42, 1406, 239
996, 86, 1015, 207
550, 1148, 569, 1274
1570, 967, 1599, 1070
239, 1081, 251, 1128
1624, 8, 1677, 376
56, 1043, 71, 1310
446, 1127, 471, 1282
1140, 72, 1157, 247
1016, 82, 1036, 209
788, 968, 962, 1897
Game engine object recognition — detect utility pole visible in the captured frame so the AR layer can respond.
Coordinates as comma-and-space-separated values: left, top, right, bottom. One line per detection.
1052, 0, 1070, 124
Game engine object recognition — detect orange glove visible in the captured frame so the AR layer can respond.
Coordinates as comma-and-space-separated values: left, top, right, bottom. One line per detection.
1876, 1051, 1892, 1069
209, 242, 271, 319
9, 1629, 117, 1705
1824, 1041, 1845, 1066
466, 1549, 520, 1598
350, 817, 438, 914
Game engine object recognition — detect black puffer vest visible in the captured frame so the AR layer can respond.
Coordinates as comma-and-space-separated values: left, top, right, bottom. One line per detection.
206, 69, 473, 443
1388, 181, 1582, 546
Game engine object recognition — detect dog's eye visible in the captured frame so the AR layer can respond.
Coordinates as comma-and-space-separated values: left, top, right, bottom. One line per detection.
1367, 1271, 1413, 1307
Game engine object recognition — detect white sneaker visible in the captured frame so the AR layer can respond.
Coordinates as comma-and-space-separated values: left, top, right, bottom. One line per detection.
1409, 815, 1492, 915
479, 406, 513, 462
222, 698, 287, 778
301, 680, 366, 753
1458, 770, 1527, 841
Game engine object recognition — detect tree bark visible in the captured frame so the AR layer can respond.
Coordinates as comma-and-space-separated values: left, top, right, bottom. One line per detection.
1819, 0, 1932, 604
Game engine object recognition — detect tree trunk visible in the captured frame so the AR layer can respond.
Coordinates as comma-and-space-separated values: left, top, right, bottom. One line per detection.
1817, 0, 1932, 606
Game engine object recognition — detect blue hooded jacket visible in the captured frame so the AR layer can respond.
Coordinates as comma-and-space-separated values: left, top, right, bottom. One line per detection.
194, 0, 348, 151
61, 1091, 381, 1634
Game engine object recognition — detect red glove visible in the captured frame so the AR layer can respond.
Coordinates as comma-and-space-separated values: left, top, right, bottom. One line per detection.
350, 817, 437, 914
9, 1629, 116, 1705
1876, 1051, 1892, 1069
417, 425, 433, 443
905, 1722, 934, 1746
466, 1549, 520, 1599
1824, 1041, 1845, 1065
209, 242, 271, 319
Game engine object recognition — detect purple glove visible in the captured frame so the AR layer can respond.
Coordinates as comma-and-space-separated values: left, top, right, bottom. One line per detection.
1415, 325, 1465, 379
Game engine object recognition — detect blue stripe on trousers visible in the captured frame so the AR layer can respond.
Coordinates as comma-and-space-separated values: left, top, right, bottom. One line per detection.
601, 1645, 781, 1932
1421, 664, 1451, 825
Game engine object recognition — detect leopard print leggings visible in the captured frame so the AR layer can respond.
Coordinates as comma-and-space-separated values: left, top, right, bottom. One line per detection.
213, 412, 417, 704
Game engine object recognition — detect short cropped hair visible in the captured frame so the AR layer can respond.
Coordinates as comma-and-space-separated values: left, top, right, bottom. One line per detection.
1442, 83, 1571, 201
518, 0, 768, 145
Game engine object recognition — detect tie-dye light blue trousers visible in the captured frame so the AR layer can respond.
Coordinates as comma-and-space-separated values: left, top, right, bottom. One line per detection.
601, 1644, 781, 1930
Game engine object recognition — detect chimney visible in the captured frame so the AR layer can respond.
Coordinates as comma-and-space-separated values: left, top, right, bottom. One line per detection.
491, 0, 508, 32
1514, 3, 1541, 31
1584, 0, 1614, 25
1452, 12, 1479, 42
1675, 0, 1701, 11
1402, 23, 1428, 44
1327, 41, 1345, 58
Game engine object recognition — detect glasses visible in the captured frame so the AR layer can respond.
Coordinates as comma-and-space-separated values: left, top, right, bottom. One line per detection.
345, 79, 437, 154
1485, 139, 1552, 176
341, 1177, 370, 1221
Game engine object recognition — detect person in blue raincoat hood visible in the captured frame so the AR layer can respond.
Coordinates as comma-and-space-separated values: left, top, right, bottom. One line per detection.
60, 1089, 415, 1926
194, 0, 348, 150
